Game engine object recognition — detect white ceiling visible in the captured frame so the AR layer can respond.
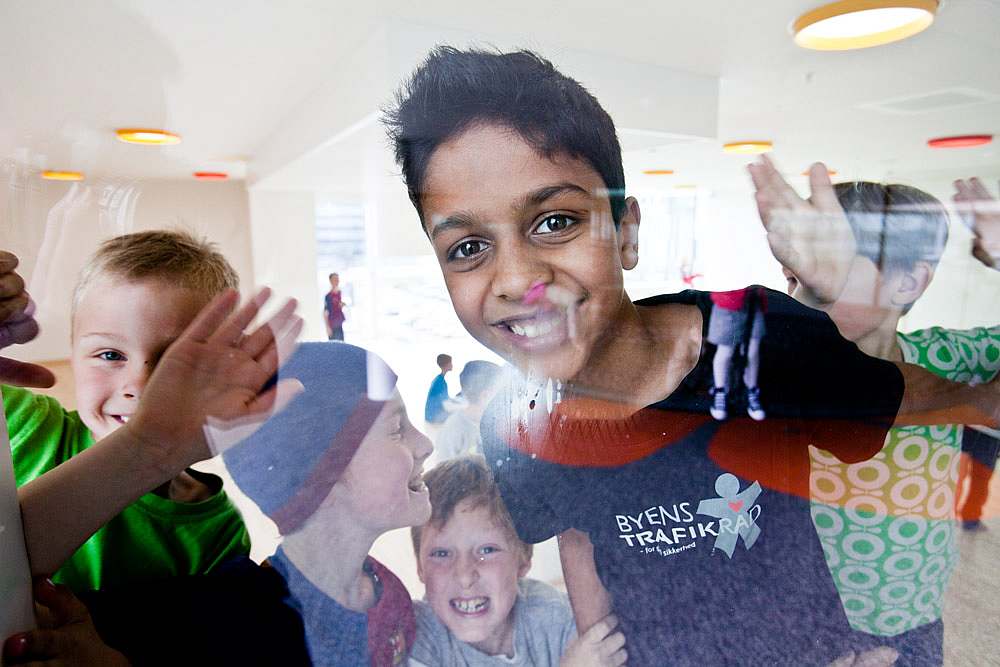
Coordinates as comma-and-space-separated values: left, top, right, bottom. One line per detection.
2, 0, 998, 188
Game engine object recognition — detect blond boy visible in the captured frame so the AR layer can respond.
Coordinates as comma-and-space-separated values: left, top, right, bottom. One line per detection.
3, 230, 250, 591
410, 455, 626, 666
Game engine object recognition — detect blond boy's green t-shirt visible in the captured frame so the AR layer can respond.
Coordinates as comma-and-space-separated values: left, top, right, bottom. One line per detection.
2, 385, 250, 592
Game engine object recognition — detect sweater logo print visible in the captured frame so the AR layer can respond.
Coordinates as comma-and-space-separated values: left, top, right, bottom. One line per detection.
614, 473, 763, 559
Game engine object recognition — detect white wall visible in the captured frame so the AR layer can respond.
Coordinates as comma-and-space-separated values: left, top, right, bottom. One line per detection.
3, 177, 254, 363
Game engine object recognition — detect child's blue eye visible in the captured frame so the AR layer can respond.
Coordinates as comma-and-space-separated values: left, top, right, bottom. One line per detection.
534, 214, 576, 235
430, 549, 450, 558
97, 350, 126, 362
448, 239, 489, 261
479, 545, 499, 555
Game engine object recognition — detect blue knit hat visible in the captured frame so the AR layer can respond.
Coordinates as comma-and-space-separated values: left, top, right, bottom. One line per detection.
223, 341, 397, 534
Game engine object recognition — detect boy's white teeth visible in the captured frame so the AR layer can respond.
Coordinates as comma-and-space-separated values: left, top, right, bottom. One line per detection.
120, 416, 130, 423
509, 318, 557, 339
451, 597, 488, 613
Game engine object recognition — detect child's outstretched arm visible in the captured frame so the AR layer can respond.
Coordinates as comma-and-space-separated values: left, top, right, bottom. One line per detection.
559, 529, 615, 634
17, 288, 303, 576
749, 158, 1000, 429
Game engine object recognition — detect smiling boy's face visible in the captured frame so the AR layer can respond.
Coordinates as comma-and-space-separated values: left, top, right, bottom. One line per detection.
421, 124, 639, 382
71, 275, 205, 440
417, 500, 530, 657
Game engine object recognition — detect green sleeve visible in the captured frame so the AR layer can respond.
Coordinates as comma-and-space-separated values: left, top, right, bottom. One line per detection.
2, 385, 92, 486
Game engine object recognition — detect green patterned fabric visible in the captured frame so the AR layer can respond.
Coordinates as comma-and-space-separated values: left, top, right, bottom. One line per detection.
809, 325, 1000, 636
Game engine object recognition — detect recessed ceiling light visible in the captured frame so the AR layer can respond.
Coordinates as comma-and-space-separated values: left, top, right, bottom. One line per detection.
642, 169, 675, 175
41, 170, 84, 181
115, 128, 181, 145
793, 0, 938, 51
193, 171, 229, 180
723, 141, 773, 155
927, 134, 993, 149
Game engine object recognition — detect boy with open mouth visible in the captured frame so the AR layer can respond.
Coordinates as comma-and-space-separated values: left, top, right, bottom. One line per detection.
385, 47, 1000, 665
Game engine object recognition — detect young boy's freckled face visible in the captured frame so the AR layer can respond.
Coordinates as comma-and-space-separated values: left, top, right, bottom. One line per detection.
421, 124, 634, 381
417, 501, 530, 656
336, 392, 434, 531
71, 276, 206, 441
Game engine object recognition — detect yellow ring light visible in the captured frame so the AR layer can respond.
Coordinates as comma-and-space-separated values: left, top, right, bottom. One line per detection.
793, 0, 938, 51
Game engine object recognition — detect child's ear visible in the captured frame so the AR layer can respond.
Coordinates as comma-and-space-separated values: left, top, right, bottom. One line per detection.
618, 196, 641, 271
890, 261, 934, 309
517, 553, 531, 579
416, 553, 426, 584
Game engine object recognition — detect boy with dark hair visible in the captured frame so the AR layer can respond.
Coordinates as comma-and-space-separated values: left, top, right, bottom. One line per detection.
425, 353, 454, 424
386, 46, 999, 665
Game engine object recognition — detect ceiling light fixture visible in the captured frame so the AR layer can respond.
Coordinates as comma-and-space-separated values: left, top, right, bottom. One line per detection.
801, 168, 839, 176
41, 170, 85, 181
793, 0, 938, 51
642, 169, 675, 175
723, 141, 773, 155
927, 134, 993, 149
115, 128, 181, 145
42, 169, 83, 181
193, 171, 229, 180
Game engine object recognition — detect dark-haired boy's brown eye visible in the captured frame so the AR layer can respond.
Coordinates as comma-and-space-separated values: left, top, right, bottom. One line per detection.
534, 214, 576, 235
449, 239, 488, 260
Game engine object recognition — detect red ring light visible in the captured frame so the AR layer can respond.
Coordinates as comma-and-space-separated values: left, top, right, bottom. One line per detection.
927, 135, 993, 149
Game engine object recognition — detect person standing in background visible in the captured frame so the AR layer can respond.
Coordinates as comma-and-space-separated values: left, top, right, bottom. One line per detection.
424, 354, 453, 425
323, 272, 346, 341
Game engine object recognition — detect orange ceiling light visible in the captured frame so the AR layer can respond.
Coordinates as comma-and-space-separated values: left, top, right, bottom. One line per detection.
642, 169, 675, 175
793, 0, 938, 51
801, 168, 839, 176
115, 128, 181, 145
193, 171, 229, 180
723, 141, 773, 155
41, 170, 85, 181
927, 134, 993, 149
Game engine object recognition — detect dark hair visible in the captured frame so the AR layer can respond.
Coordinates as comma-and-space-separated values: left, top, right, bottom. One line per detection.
436, 353, 452, 368
411, 455, 532, 563
459, 360, 502, 403
384, 46, 626, 227
834, 182, 949, 273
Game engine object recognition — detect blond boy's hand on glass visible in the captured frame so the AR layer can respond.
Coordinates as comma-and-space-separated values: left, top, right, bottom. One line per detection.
748, 156, 858, 310
124, 287, 304, 474
560, 613, 627, 667
0, 250, 56, 388
953, 177, 1000, 268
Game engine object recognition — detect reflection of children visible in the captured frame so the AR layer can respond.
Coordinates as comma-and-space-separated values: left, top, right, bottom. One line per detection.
381, 47, 987, 665
758, 174, 1000, 659
410, 455, 625, 667
323, 272, 346, 341
425, 353, 454, 424
3, 231, 250, 592
225, 342, 431, 666
435, 361, 502, 461
707, 287, 766, 421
